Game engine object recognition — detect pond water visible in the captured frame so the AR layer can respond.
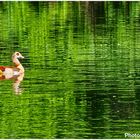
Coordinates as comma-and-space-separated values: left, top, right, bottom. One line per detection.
0, 1, 140, 139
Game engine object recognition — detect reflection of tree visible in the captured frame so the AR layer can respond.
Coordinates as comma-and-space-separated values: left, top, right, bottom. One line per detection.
0, 1, 140, 138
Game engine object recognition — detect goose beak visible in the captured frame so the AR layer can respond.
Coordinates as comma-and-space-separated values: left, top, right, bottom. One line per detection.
18, 55, 24, 59
21, 56, 24, 59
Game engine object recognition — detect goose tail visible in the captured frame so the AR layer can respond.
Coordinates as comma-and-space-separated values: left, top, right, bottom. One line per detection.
0, 69, 3, 76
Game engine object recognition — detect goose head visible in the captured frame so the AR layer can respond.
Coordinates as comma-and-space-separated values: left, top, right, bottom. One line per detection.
12, 52, 24, 59
12, 52, 24, 69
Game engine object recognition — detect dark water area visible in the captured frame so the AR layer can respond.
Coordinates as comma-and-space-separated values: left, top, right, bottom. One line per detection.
0, 1, 140, 139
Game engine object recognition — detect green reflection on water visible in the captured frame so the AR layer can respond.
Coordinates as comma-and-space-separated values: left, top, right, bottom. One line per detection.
0, 1, 140, 139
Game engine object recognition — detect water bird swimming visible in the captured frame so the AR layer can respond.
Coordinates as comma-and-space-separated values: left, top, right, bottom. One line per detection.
0, 52, 24, 80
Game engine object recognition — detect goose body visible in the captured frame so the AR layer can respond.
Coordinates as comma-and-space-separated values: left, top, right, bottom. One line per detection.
0, 52, 24, 79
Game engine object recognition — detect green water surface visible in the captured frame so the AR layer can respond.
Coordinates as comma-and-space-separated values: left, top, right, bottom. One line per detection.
0, 1, 140, 139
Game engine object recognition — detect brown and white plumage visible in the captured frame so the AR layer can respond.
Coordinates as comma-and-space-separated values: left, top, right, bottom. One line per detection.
0, 52, 24, 79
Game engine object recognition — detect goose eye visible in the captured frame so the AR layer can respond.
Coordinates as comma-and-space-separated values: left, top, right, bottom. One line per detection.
16, 52, 19, 56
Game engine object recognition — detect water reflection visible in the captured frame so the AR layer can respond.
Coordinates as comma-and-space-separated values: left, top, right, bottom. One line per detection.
0, 1, 140, 139
13, 72, 24, 94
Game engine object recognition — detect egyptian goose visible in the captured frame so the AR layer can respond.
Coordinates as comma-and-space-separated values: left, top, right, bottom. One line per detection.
0, 52, 24, 79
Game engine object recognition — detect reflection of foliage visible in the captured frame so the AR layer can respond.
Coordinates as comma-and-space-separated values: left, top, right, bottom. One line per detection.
0, 1, 140, 138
